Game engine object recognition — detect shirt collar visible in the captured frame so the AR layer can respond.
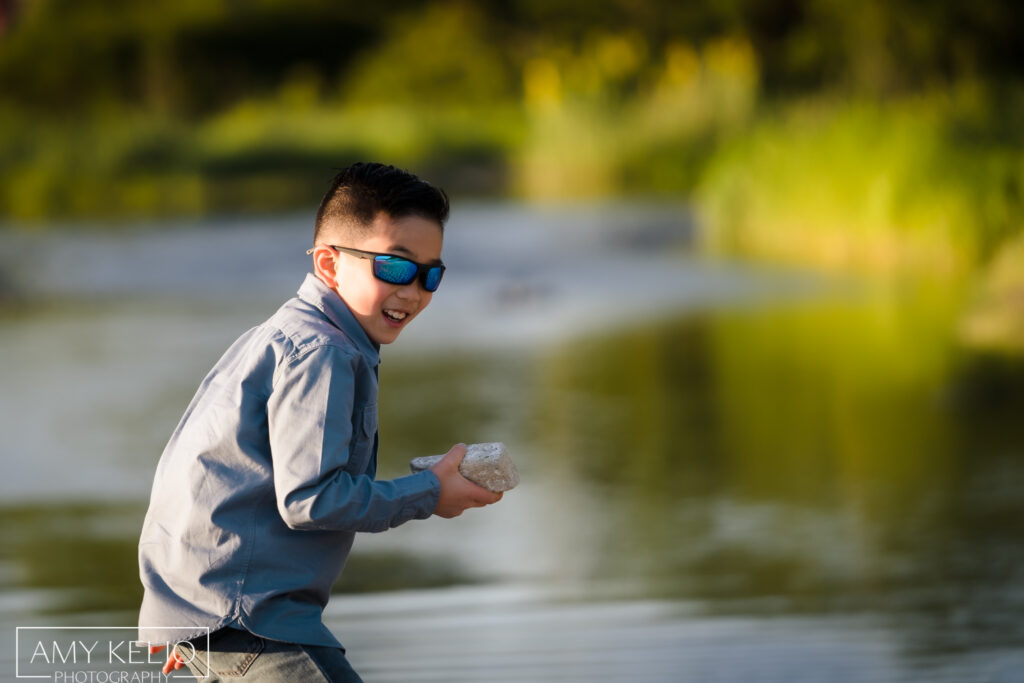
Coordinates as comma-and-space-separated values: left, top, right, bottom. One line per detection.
297, 273, 381, 366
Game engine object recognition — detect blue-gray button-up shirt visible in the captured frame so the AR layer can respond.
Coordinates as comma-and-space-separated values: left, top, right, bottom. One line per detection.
138, 274, 441, 648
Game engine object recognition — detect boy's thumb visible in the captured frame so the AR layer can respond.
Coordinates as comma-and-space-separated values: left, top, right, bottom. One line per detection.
444, 443, 467, 467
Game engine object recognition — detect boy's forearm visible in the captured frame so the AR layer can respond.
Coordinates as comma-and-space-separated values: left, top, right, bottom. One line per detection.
276, 470, 440, 532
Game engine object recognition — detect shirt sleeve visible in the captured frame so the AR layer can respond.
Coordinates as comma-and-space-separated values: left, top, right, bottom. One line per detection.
266, 344, 440, 532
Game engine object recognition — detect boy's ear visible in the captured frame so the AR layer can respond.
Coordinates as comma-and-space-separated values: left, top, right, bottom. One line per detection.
311, 246, 339, 289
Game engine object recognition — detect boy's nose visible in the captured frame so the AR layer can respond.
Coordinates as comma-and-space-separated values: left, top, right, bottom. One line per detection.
395, 282, 421, 301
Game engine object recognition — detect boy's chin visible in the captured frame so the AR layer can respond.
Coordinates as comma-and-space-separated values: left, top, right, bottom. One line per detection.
355, 311, 409, 345
371, 325, 403, 345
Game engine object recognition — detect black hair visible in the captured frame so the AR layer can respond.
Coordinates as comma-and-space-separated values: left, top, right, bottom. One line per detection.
313, 162, 449, 243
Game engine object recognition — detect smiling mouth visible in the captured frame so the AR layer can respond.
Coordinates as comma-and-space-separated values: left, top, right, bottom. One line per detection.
383, 309, 409, 323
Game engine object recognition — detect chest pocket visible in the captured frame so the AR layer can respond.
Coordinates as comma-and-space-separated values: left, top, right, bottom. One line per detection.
348, 403, 378, 476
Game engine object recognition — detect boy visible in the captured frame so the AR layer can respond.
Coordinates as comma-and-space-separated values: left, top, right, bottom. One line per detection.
138, 163, 502, 682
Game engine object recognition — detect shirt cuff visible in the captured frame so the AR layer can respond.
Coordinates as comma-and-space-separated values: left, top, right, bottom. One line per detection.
395, 470, 441, 522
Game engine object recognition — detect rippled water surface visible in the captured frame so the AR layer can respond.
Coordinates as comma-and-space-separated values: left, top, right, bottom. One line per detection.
2, 203, 1023, 681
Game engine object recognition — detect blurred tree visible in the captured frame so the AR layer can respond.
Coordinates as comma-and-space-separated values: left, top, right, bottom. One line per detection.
341, 1, 513, 108
0, 0, 426, 117
2, 0, 1019, 118
0, 0, 1021, 219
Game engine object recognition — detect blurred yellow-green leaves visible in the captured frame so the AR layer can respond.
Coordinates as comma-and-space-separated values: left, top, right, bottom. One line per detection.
1, 0, 1022, 335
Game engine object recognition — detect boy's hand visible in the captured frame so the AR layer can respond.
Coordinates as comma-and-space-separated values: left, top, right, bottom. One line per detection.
148, 644, 185, 675
431, 443, 503, 518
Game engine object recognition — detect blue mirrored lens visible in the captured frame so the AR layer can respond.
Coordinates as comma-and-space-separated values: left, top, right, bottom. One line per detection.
373, 256, 418, 285
372, 255, 444, 291
423, 267, 443, 292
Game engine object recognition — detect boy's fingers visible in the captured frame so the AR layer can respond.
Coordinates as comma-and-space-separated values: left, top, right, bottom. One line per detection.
471, 486, 502, 506
161, 650, 184, 675
150, 643, 184, 675
432, 444, 506, 515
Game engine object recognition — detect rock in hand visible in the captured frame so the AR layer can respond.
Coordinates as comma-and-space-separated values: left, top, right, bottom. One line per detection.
410, 442, 520, 493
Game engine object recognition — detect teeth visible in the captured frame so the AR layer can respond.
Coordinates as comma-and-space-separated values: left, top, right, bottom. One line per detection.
384, 309, 408, 321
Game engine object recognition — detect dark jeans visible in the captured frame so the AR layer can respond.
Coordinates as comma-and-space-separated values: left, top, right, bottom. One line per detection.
174, 628, 363, 682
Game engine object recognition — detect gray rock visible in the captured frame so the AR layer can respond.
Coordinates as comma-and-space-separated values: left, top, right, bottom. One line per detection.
409, 442, 520, 493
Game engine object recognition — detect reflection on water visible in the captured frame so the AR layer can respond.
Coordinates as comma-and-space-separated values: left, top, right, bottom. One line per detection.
534, 302, 1024, 655
2, 206, 1024, 680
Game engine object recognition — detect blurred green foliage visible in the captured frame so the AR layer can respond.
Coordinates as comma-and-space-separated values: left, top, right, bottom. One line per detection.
1, 0, 1023, 339
1, 0, 1019, 218
697, 86, 1024, 275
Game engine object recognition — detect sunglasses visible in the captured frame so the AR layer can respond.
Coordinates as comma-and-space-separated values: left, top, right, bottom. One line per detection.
307, 245, 446, 292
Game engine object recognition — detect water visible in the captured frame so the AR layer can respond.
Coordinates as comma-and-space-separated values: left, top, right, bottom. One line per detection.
2, 203, 1023, 681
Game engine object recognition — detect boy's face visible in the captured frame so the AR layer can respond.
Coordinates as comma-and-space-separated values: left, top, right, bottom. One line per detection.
328, 212, 443, 346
